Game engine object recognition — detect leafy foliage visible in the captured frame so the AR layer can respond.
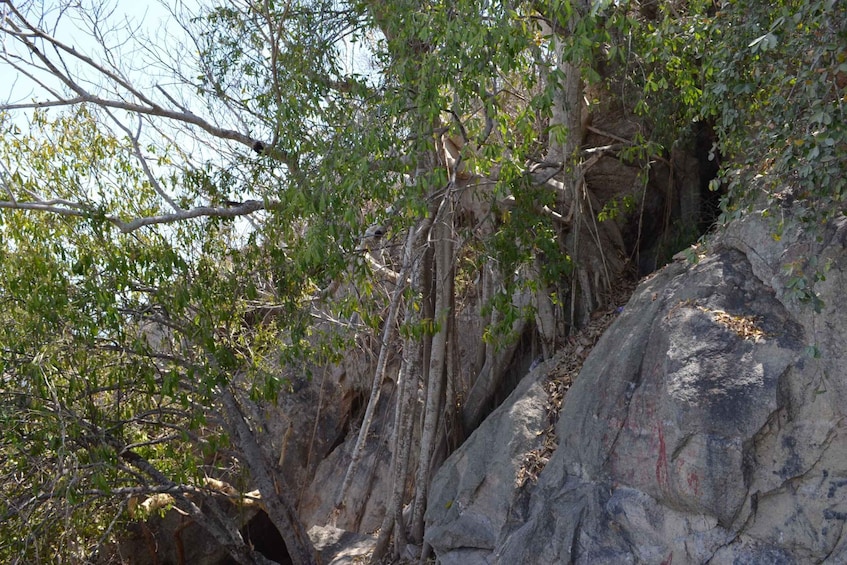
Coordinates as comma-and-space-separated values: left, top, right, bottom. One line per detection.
624, 0, 846, 220
712, 0, 846, 220
0, 107, 300, 561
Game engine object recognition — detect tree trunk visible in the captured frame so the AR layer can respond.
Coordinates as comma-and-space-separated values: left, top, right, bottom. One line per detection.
220, 387, 319, 565
540, 4, 626, 328
333, 225, 417, 518
410, 192, 454, 545
369, 207, 435, 562
371, 299, 420, 562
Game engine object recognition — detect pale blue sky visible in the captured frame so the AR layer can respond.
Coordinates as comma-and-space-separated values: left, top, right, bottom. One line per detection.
1, 1, 196, 108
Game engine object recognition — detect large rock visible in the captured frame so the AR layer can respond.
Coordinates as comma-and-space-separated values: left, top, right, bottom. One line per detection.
426, 207, 847, 563
425, 365, 550, 565
307, 525, 376, 564
300, 380, 400, 533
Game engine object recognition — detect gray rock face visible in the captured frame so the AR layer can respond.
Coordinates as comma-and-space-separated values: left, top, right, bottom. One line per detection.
307, 525, 376, 564
425, 366, 550, 565
426, 210, 847, 564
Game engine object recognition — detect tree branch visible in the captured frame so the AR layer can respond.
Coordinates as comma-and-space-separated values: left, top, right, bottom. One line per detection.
0, 4, 299, 170
0, 198, 267, 232
104, 109, 184, 213
220, 384, 319, 565
117, 200, 265, 232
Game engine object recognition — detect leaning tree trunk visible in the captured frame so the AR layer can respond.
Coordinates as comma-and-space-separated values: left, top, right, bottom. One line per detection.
371, 215, 431, 563
371, 318, 418, 561
332, 224, 419, 520
220, 386, 319, 565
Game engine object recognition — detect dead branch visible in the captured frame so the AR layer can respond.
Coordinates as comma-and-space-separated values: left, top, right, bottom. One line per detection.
0, 198, 267, 233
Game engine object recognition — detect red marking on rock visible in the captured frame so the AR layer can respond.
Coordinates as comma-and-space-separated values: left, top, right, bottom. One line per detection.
656, 424, 669, 488
687, 470, 700, 495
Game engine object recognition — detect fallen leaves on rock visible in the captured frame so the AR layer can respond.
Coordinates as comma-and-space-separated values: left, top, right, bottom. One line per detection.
515, 280, 636, 488
696, 305, 768, 342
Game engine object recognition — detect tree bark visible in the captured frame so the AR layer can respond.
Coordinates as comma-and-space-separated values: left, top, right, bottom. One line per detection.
409, 192, 454, 545
370, 303, 419, 562
538, 3, 627, 328
220, 387, 319, 565
333, 225, 417, 519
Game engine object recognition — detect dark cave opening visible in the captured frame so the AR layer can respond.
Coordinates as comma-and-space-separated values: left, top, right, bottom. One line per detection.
220, 510, 292, 565
328, 388, 366, 454
243, 510, 291, 565
625, 119, 725, 276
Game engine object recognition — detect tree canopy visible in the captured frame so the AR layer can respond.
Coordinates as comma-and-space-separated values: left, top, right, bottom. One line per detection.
0, 0, 845, 563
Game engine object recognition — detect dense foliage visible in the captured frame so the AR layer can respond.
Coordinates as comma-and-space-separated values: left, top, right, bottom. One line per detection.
639, 0, 846, 220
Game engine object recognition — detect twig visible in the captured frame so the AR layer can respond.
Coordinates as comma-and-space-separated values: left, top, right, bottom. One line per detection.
586, 125, 632, 145
105, 110, 184, 213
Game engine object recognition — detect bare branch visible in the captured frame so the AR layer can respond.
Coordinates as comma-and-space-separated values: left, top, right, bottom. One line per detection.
0, 198, 268, 233
3, 2, 157, 108
0, 3, 298, 170
117, 199, 266, 232
155, 83, 196, 117
0, 199, 93, 219
104, 109, 184, 213
2, 92, 277, 154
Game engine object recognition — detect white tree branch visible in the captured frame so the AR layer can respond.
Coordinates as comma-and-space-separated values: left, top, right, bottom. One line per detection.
0, 198, 268, 233
117, 200, 266, 232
